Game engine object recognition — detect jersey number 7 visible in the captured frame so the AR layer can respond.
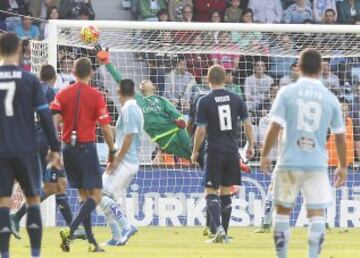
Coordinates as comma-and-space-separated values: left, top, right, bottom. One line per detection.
0, 81, 16, 117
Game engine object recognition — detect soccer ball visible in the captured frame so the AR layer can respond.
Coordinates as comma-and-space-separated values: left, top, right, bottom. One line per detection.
80, 25, 100, 44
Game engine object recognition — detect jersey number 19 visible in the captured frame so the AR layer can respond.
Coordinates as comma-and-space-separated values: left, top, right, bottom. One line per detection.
218, 104, 232, 131
297, 99, 322, 132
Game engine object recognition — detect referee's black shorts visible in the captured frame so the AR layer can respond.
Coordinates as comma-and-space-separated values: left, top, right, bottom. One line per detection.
62, 142, 102, 190
203, 151, 241, 189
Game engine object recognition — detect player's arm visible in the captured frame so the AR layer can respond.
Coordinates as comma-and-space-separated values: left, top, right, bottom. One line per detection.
239, 99, 254, 159
95, 46, 122, 84
191, 97, 207, 164
162, 97, 187, 129
261, 121, 282, 159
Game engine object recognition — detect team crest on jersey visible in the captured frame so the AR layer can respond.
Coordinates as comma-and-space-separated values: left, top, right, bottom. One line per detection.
296, 137, 315, 151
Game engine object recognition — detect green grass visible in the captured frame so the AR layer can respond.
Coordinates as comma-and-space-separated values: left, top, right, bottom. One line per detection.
10, 227, 360, 258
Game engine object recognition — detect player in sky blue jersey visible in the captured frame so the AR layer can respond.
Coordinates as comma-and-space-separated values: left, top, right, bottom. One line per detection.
0, 32, 61, 258
260, 49, 347, 258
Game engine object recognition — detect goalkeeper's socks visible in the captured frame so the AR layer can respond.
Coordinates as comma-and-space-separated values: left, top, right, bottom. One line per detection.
263, 191, 273, 226
206, 194, 221, 229
273, 214, 290, 258
26, 205, 42, 258
220, 195, 232, 235
83, 215, 97, 245
308, 216, 325, 258
0, 207, 11, 258
70, 198, 96, 236
56, 194, 73, 226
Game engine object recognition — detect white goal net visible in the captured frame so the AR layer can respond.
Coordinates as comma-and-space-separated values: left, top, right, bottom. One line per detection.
28, 21, 360, 228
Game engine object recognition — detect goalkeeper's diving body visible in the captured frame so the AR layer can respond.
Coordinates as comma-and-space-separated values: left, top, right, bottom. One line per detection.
97, 49, 192, 160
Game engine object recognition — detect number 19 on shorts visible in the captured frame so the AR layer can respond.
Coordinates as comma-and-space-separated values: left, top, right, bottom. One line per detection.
218, 104, 232, 131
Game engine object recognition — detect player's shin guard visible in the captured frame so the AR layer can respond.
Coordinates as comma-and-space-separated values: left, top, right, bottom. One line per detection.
100, 195, 130, 230
0, 207, 11, 258
26, 205, 42, 258
263, 191, 273, 226
83, 215, 97, 245
206, 194, 221, 230
220, 195, 232, 235
56, 194, 73, 226
273, 214, 290, 258
308, 216, 326, 258
69, 198, 96, 236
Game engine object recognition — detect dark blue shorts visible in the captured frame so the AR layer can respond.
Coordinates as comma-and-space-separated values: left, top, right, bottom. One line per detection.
203, 151, 241, 189
62, 143, 102, 190
0, 154, 42, 197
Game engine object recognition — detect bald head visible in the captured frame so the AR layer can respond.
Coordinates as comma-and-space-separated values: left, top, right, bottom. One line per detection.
140, 80, 156, 96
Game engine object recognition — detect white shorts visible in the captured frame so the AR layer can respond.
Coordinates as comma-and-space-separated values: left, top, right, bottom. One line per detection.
102, 161, 139, 202
273, 169, 332, 209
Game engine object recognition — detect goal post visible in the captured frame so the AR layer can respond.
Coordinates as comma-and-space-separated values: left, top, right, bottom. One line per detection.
29, 20, 360, 228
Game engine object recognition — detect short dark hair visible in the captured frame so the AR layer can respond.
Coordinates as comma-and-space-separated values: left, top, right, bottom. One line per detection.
299, 48, 322, 76
40, 64, 56, 82
208, 65, 226, 86
157, 8, 168, 19
0, 32, 20, 56
242, 8, 253, 17
325, 8, 336, 15
74, 57, 92, 79
119, 79, 135, 97
23, 11, 33, 19
79, 6, 90, 17
46, 5, 59, 20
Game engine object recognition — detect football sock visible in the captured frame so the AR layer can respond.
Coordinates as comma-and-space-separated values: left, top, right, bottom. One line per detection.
15, 204, 27, 222
108, 218, 121, 240
220, 195, 232, 235
100, 195, 130, 230
308, 216, 325, 258
273, 214, 290, 258
56, 194, 73, 226
263, 191, 273, 226
69, 198, 96, 236
206, 194, 221, 230
83, 215, 97, 245
0, 207, 10, 258
27, 205, 42, 258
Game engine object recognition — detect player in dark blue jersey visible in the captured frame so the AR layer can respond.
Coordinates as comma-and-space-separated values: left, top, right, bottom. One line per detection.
10, 65, 76, 240
0, 32, 61, 258
191, 65, 254, 243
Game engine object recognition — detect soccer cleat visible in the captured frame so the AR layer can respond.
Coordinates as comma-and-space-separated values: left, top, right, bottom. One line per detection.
59, 228, 72, 252
101, 239, 119, 246
254, 224, 271, 233
325, 222, 331, 232
74, 227, 87, 240
202, 226, 210, 237
116, 225, 138, 246
9, 214, 21, 240
206, 228, 227, 244
88, 243, 105, 252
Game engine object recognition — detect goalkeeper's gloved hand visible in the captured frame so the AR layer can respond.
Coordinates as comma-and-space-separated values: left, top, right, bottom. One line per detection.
94, 44, 110, 64
240, 160, 251, 174
175, 118, 186, 129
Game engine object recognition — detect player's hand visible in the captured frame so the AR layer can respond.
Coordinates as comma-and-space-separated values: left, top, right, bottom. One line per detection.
175, 119, 186, 129
333, 166, 347, 187
107, 149, 117, 164
239, 160, 251, 174
46, 151, 63, 170
246, 146, 254, 160
259, 155, 271, 176
95, 44, 110, 64
191, 152, 199, 165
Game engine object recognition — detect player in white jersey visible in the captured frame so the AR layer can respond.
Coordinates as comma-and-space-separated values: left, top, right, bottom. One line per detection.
260, 49, 347, 258
98, 79, 144, 246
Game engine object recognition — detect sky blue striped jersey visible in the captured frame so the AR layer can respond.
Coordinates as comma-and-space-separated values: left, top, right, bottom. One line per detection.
270, 77, 345, 172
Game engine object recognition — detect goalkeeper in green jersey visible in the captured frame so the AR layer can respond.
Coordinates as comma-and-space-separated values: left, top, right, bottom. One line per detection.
96, 48, 191, 159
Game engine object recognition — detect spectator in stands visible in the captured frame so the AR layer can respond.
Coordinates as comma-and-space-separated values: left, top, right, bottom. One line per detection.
168, 0, 193, 21
225, 69, 243, 97
244, 60, 274, 112
312, 0, 337, 23
248, 0, 283, 23
41, 5, 59, 39
78, 5, 91, 20
321, 60, 340, 93
59, 0, 95, 19
193, 0, 227, 22
28, 0, 60, 19
54, 53, 76, 90
14, 11, 40, 40
20, 39, 31, 71
241, 7, 254, 23
148, 55, 166, 96
182, 4, 193, 22
279, 62, 299, 86
2, 0, 25, 32
138, 0, 166, 21
338, 0, 360, 24
282, 0, 313, 24
323, 8, 337, 24
185, 34, 209, 83
164, 56, 196, 111
157, 8, 169, 21
224, 0, 242, 23
210, 32, 240, 71
354, 15, 360, 24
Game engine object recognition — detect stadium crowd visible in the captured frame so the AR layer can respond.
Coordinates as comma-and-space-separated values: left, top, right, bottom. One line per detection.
1, 0, 360, 165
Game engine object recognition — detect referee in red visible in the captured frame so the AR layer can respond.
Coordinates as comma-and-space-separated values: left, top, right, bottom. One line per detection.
51, 57, 116, 252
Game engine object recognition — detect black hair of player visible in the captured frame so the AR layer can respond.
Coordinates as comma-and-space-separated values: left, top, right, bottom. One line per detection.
299, 48, 322, 76
40, 64, 57, 82
0, 32, 21, 57
119, 79, 135, 97
74, 57, 93, 79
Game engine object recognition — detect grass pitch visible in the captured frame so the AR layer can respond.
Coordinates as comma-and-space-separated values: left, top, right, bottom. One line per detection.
10, 227, 360, 258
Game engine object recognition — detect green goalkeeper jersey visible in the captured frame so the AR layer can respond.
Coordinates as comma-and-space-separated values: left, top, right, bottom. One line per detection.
105, 63, 183, 142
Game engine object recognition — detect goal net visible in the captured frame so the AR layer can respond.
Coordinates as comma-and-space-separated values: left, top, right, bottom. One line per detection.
28, 21, 360, 228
